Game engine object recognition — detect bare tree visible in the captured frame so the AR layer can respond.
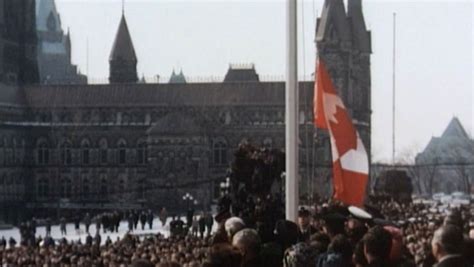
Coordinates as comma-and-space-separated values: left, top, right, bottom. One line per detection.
452, 150, 472, 194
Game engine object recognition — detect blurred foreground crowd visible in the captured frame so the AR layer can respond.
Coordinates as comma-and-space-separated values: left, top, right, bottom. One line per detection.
0, 198, 473, 267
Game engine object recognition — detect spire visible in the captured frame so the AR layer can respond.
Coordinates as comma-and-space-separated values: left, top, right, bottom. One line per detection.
109, 14, 137, 62
442, 117, 469, 139
348, 0, 371, 53
109, 12, 138, 84
169, 69, 187, 84
122, 0, 125, 15
316, 0, 350, 43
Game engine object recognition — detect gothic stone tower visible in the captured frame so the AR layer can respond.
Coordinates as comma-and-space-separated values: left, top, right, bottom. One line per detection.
109, 13, 138, 84
316, 0, 372, 159
35, 0, 87, 84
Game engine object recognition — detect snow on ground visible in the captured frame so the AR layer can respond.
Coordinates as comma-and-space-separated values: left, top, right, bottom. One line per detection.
0, 217, 218, 246
0, 218, 172, 246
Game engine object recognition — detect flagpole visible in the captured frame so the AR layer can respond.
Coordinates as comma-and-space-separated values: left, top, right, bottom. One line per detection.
392, 12, 397, 164
285, 0, 299, 222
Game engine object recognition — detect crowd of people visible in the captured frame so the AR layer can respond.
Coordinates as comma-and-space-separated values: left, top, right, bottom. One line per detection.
0, 198, 473, 266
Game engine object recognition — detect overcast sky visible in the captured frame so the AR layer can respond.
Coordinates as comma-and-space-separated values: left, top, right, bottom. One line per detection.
54, 0, 473, 163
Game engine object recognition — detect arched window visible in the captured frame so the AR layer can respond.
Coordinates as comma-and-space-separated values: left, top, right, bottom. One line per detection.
37, 140, 49, 165
81, 139, 90, 165
60, 178, 72, 198
38, 178, 49, 198
60, 141, 72, 165
117, 139, 127, 164
99, 139, 108, 165
137, 141, 147, 165
213, 140, 227, 165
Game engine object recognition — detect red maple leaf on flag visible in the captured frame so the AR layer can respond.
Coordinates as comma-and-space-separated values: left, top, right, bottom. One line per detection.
328, 105, 358, 158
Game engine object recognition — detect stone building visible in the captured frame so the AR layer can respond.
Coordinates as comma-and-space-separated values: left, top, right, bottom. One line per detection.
36, 0, 86, 84
0, 0, 371, 222
414, 117, 474, 194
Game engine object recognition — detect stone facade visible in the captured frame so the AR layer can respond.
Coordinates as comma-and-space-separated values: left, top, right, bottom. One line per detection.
0, 0, 371, 222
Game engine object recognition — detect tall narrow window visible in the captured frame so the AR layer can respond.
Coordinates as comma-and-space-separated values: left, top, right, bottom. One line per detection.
213, 141, 227, 165
119, 179, 125, 193
60, 141, 72, 165
37, 142, 49, 165
99, 139, 108, 165
60, 178, 72, 198
38, 178, 49, 198
137, 141, 147, 164
82, 178, 90, 200
100, 175, 108, 199
118, 139, 127, 164
81, 140, 90, 165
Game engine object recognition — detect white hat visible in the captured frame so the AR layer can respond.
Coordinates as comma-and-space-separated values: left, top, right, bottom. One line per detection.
348, 206, 372, 220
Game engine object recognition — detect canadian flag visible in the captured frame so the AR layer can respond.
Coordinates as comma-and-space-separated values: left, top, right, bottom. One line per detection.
314, 59, 369, 206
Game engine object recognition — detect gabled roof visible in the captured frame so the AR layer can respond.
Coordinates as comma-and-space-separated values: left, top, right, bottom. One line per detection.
442, 117, 469, 139
416, 117, 474, 164
316, 0, 351, 42
109, 14, 137, 62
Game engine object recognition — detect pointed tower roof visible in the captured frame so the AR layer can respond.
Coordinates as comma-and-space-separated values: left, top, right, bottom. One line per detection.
36, 0, 62, 32
316, 0, 351, 42
348, 0, 371, 53
109, 14, 137, 62
442, 117, 469, 139
169, 69, 187, 84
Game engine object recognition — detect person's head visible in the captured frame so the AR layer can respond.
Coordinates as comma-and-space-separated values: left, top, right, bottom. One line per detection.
431, 225, 464, 261
309, 232, 330, 253
131, 259, 154, 267
274, 220, 299, 250
283, 242, 317, 267
224, 217, 245, 241
297, 208, 311, 229
322, 213, 346, 238
203, 243, 242, 267
232, 229, 261, 261
362, 226, 392, 264
328, 234, 352, 261
443, 212, 463, 230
